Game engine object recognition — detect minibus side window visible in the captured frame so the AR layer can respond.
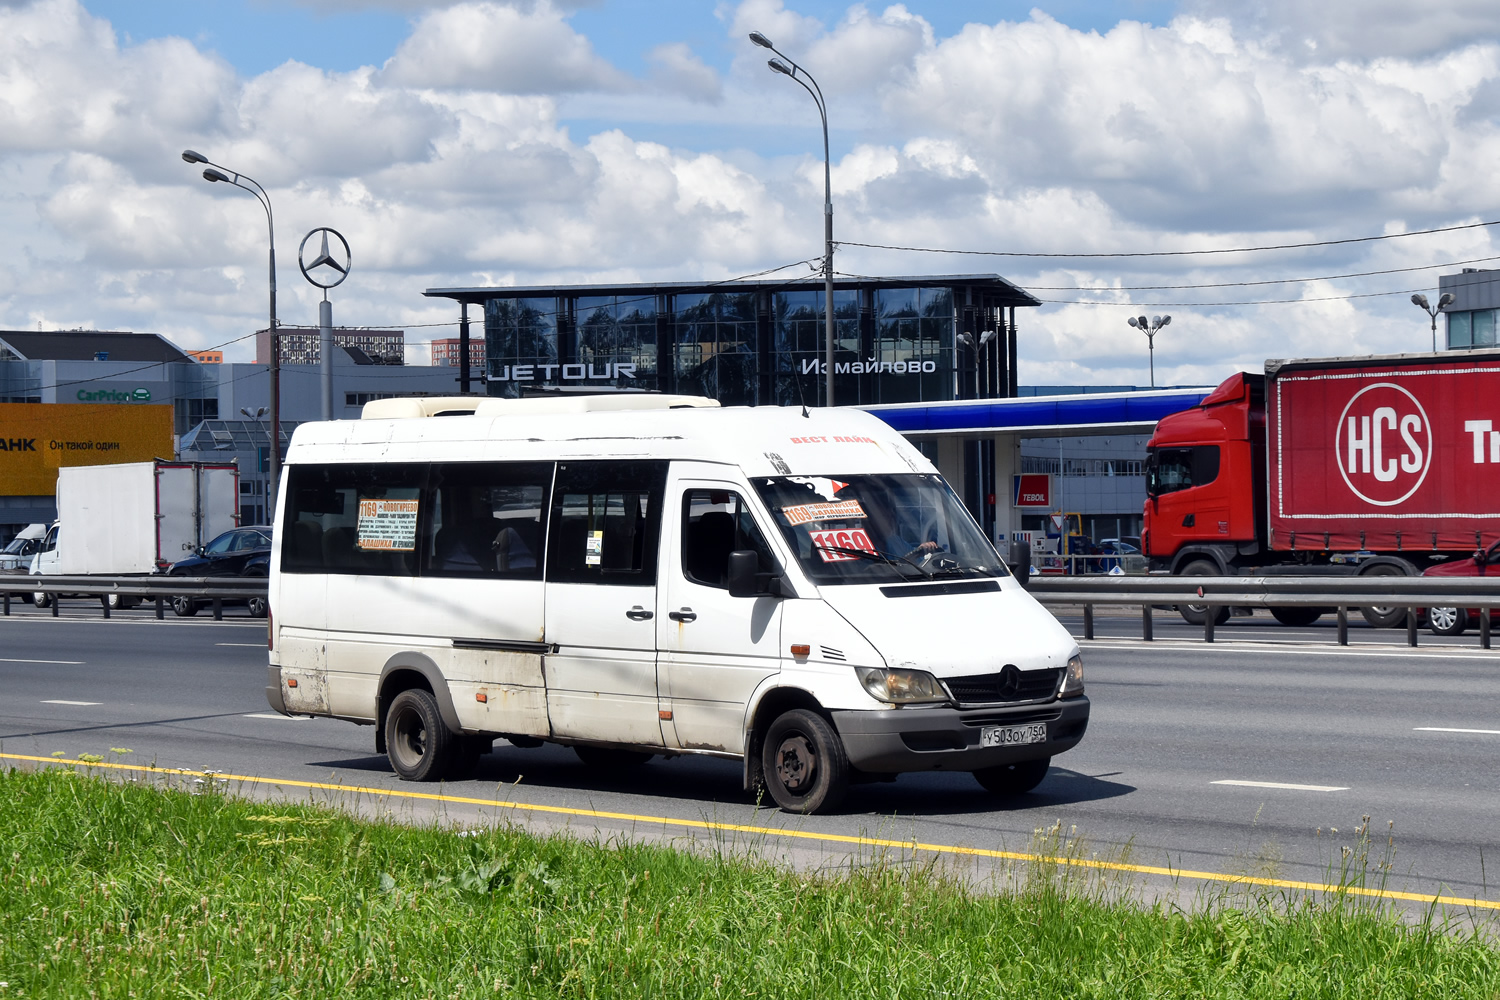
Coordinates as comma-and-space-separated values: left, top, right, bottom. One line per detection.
281, 464, 424, 575
423, 462, 552, 580
681, 490, 777, 589
547, 461, 667, 585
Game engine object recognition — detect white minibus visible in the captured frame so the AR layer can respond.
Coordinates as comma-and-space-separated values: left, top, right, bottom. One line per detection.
265, 395, 1088, 813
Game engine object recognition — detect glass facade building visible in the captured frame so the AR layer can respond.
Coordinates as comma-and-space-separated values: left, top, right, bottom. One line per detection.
1441, 268, 1500, 351
426, 275, 1038, 406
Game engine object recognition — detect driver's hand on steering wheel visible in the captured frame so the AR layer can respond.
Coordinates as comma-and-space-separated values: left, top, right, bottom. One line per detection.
914, 540, 940, 553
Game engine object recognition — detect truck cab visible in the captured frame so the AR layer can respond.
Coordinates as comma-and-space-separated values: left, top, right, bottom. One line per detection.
1143, 372, 1265, 574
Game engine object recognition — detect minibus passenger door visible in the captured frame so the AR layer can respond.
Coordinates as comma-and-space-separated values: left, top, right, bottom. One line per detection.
543, 461, 668, 747
657, 482, 784, 755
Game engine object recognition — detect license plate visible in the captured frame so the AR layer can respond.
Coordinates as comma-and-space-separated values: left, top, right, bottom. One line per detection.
980, 723, 1047, 748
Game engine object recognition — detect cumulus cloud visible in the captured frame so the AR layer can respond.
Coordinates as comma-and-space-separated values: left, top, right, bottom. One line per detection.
381, 1, 627, 93
1, 0, 1499, 383
648, 43, 722, 103
1188, 0, 1500, 62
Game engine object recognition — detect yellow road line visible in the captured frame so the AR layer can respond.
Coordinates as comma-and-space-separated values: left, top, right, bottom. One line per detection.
5, 751, 1494, 911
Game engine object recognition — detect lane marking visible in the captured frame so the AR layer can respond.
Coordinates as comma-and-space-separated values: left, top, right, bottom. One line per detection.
1213, 779, 1349, 792
0, 657, 85, 665
2, 751, 1489, 912
41, 699, 101, 706
242, 713, 309, 720
217, 643, 266, 648
1415, 727, 1500, 735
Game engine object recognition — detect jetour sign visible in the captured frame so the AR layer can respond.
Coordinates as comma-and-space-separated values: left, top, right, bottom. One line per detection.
490, 363, 635, 382
75, 387, 152, 403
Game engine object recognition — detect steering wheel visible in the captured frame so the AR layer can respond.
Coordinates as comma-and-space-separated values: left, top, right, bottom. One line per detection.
903, 546, 959, 573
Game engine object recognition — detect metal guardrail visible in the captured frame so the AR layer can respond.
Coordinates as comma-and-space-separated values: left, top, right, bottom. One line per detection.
0, 574, 266, 621
1026, 574, 1500, 649
1030, 553, 1150, 576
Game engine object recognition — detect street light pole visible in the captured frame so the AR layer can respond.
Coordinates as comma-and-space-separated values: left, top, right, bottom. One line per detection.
182, 150, 281, 501
1411, 292, 1455, 352
750, 31, 835, 408
1127, 314, 1171, 388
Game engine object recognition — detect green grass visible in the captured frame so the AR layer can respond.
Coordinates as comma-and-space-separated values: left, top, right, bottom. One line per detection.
1, 765, 1498, 999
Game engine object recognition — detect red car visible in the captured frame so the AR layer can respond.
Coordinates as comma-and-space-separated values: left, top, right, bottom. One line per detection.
1421, 541, 1500, 635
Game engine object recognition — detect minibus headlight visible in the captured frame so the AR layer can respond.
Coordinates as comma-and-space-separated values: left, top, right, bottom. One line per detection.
1060, 654, 1084, 698
856, 666, 950, 705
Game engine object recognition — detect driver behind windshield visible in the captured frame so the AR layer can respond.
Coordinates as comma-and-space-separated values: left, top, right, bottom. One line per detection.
756, 474, 1004, 584
854, 485, 942, 558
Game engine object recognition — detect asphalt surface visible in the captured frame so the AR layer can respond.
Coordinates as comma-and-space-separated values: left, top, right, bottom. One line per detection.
3, 600, 1499, 910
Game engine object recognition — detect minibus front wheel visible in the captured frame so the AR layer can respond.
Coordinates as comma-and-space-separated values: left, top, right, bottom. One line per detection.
761, 709, 850, 815
385, 688, 459, 781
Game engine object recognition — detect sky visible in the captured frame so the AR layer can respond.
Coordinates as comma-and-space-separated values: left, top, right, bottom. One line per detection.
1, 0, 1498, 386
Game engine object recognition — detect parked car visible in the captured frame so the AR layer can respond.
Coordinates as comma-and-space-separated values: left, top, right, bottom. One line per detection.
167, 525, 272, 618
1420, 540, 1500, 635
1094, 539, 1147, 574
0, 523, 47, 572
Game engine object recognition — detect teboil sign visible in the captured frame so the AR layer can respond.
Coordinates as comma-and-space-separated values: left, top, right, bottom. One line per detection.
1013, 473, 1052, 507
1269, 358, 1500, 549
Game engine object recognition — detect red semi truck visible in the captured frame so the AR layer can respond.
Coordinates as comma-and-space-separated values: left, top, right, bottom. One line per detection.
1143, 348, 1500, 627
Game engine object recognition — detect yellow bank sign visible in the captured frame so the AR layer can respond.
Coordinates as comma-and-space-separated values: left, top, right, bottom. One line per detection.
0, 403, 175, 496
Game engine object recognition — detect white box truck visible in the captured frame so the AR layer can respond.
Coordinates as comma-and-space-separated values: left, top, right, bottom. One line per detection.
31, 461, 239, 606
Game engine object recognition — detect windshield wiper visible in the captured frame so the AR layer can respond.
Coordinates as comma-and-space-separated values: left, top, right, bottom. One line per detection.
812, 542, 929, 577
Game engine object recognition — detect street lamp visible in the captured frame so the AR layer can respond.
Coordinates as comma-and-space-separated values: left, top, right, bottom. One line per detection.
1127, 314, 1171, 388
183, 149, 281, 500
749, 30, 836, 408
1411, 292, 1455, 352
957, 328, 1000, 398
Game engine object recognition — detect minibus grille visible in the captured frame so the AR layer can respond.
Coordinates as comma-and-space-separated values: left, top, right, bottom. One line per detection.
944, 667, 1062, 706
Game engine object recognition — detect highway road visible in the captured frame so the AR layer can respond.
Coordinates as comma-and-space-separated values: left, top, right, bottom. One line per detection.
3, 601, 1498, 910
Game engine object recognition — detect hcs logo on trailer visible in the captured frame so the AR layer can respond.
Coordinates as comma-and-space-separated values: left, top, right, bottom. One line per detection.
1269, 360, 1500, 547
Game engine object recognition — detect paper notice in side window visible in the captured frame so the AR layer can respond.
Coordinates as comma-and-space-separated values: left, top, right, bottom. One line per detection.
809, 528, 876, 562
585, 530, 604, 567
781, 499, 867, 526
356, 499, 419, 551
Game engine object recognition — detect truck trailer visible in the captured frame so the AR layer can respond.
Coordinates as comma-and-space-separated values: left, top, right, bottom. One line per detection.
30, 460, 239, 606
1143, 348, 1500, 627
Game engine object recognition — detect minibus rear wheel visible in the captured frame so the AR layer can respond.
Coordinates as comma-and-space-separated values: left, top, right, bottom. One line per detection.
385, 688, 459, 781
761, 709, 849, 815
973, 757, 1050, 797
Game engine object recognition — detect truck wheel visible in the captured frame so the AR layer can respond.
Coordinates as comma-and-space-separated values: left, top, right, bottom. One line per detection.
32, 592, 50, 609
385, 688, 459, 781
574, 746, 652, 768
171, 596, 198, 617
1270, 607, 1324, 627
1357, 563, 1408, 628
761, 709, 849, 814
1427, 607, 1467, 636
1176, 560, 1230, 626
974, 757, 1051, 796
107, 594, 137, 610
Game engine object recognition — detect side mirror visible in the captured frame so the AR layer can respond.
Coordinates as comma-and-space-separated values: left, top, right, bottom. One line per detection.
1008, 539, 1032, 587
727, 549, 760, 598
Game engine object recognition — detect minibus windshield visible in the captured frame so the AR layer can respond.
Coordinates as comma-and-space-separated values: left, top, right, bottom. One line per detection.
754, 474, 1008, 584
